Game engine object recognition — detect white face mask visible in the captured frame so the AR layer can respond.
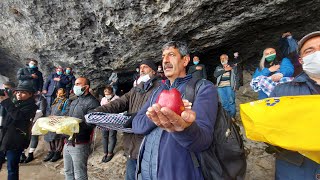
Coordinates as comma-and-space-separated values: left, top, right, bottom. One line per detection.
105, 94, 113, 99
302, 51, 320, 78
137, 74, 150, 84
73, 85, 85, 96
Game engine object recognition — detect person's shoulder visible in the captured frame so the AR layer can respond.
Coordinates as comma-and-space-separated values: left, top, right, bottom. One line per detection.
113, 95, 120, 99
271, 81, 305, 97
17, 67, 28, 73
190, 78, 215, 92
89, 94, 100, 103
215, 65, 223, 69
281, 57, 292, 63
198, 79, 213, 85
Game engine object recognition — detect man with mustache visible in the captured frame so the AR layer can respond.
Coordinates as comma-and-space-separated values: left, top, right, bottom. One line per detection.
270, 31, 320, 179
132, 41, 218, 180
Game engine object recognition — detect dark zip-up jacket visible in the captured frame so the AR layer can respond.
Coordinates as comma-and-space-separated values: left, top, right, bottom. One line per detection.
68, 93, 100, 143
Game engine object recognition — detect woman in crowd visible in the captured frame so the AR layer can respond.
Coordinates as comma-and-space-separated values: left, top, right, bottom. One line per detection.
43, 88, 70, 162
100, 85, 119, 163
252, 47, 294, 99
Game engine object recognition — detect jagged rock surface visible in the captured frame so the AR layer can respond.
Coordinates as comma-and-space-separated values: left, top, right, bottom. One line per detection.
1, 0, 320, 85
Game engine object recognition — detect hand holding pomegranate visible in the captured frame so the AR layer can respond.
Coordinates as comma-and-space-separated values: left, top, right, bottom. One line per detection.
146, 88, 196, 132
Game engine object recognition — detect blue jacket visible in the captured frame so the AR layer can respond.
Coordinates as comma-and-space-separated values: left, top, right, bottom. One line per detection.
270, 72, 320, 166
132, 75, 218, 180
253, 57, 294, 99
43, 73, 68, 96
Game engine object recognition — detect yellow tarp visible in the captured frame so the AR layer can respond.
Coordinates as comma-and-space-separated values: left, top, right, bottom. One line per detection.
32, 116, 81, 139
240, 95, 320, 163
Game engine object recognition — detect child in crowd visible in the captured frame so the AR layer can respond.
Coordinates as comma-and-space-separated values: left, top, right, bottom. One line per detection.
43, 88, 70, 162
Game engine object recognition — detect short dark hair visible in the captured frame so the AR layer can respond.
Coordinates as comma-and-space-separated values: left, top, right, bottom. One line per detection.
26, 58, 38, 65
84, 78, 90, 86
104, 85, 113, 93
78, 77, 90, 87
3, 81, 16, 88
162, 41, 189, 57
66, 67, 72, 70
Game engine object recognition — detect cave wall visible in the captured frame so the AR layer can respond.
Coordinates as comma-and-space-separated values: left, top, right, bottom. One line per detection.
0, 0, 320, 87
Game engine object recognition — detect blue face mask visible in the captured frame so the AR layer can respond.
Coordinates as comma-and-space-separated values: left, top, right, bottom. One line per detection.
66, 70, 71, 74
193, 61, 199, 65
29, 64, 36, 68
57, 71, 62, 75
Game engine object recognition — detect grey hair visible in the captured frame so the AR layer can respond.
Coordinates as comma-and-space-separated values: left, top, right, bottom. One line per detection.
162, 41, 189, 57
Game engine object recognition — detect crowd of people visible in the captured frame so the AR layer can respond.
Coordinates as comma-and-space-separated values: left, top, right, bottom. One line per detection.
0, 30, 319, 180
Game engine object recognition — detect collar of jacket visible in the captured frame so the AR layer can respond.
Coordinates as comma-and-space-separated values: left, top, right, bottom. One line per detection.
293, 72, 314, 83
15, 97, 35, 107
164, 74, 192, 89
142, 75, 161, 90
28, 67, 39, 72
134, 75, 160, 94
77, 93, 92, 99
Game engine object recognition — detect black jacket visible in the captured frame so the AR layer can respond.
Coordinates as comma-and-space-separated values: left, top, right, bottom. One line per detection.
0, 97, 38, 151
17, 67, 44, 92
187, 64, 207, 79
68, 93, 100, 143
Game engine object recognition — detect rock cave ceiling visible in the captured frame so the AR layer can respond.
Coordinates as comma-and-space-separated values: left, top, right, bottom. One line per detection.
0, 0, 320, 88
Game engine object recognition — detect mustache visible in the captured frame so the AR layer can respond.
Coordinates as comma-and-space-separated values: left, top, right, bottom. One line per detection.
164, 63, 173, 69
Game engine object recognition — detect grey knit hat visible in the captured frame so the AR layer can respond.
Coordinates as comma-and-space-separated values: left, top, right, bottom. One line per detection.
298, 31, 320, 53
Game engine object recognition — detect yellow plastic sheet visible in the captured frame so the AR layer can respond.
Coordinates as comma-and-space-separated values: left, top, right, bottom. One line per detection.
32, 116, 81, 139
240, 95, 320, 163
